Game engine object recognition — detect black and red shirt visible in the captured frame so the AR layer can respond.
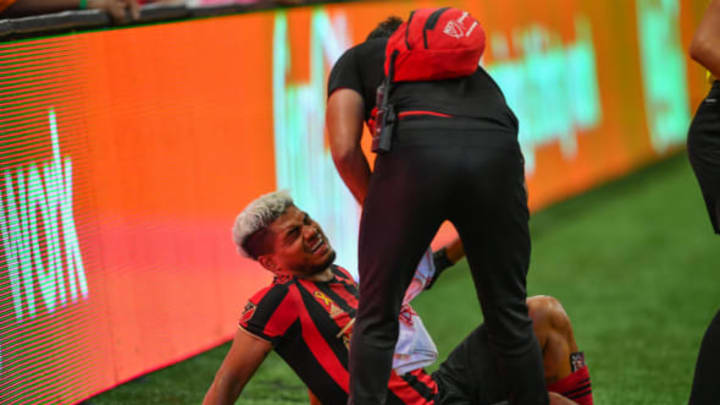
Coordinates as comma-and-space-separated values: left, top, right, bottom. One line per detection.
239, 265, 438, 405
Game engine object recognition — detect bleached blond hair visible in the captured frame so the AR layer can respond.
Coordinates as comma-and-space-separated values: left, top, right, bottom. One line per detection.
232, 190, 294, 258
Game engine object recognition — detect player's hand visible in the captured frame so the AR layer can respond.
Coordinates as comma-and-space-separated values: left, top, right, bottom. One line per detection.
88, 0, 140, 23
426, 239, 465, 290
425, 248, 453, 290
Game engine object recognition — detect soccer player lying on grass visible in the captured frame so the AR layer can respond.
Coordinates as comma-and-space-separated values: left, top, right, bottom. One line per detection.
202, 191, 593, 405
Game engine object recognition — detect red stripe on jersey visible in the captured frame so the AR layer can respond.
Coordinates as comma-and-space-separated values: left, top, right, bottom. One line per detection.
250, 285, 273, 303
261, 285, 300, 338
548, 365, 593, 405
296, 294, 350, 392
388, 369, 436, 405
333, 266, 360, 309
412, 368, 437, 392
331, 279, 359, 311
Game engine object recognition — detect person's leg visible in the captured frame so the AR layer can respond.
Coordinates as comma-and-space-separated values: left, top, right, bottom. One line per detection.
526, 295, 578, 385
433, 324, 506, 405
687, 86, 720, 235
689, 309, 720, 405
686, 83, 720, 405
548, 393, 581, 405
434, 296, 590, 405
527, 296, 593, 405
449, 140, 547, 405
349, 142, 449, 405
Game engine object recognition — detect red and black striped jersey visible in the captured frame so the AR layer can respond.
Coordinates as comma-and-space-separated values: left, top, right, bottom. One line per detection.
239, 265, 438, 405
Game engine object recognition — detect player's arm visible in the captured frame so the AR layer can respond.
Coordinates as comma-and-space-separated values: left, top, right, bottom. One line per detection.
327, 89, 370, 205
202, 328, 273, 405
443, 238, 465, 264
690, 0, 720, 78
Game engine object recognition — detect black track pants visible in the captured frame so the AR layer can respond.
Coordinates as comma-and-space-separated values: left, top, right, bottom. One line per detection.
687, 81, 720, 234
348, 119, 548, 405
689, 309, 720, 405
687, 82, 720, 405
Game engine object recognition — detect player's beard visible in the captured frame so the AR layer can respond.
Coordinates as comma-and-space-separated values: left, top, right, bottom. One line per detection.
308, 250, 336, 276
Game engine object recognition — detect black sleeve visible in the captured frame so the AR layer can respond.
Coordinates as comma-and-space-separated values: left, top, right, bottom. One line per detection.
327, 46, 363, 99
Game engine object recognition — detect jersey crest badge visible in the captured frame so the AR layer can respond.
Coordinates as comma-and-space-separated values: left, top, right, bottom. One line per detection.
241, 302, 257, 324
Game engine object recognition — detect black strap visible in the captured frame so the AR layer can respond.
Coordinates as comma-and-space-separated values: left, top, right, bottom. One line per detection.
386, 50, 398, 84
405, 10, 416, 50
423, 7, 450, 49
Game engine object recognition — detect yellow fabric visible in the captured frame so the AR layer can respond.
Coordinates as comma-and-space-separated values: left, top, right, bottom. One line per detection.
0, 0, 16, 14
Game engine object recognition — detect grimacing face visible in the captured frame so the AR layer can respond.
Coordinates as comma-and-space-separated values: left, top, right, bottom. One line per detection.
261, 206, 336, 277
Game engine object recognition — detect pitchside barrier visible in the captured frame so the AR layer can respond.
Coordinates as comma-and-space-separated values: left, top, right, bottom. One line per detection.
0, 0, 710, 402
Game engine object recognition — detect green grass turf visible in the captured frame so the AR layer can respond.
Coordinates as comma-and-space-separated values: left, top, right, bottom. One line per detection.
86, 153, 718, 405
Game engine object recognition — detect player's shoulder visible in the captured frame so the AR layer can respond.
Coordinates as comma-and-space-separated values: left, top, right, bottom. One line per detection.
240, 278, 302, 342
355, 38, 386, 55
248, 276, 299, 306
334, 38, 385, 69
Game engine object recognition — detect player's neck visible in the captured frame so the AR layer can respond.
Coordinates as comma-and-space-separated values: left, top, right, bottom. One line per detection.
306, 267, 334, 282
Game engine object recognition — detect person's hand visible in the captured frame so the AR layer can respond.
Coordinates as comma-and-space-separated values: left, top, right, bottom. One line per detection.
88, 0, 140, 23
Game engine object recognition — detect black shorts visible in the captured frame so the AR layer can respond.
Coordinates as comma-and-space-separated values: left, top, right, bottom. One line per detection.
432, 325, 509, 405
688, 81, 720, 235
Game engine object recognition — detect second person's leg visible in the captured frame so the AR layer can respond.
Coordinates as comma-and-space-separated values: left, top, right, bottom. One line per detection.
450, 141, 548, 405
349, 142, 450, 405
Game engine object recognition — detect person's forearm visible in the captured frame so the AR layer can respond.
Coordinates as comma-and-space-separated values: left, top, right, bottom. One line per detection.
690, 0, 720, 78
202, 382, 221, 405
202, 377, 244, 405
444, 238, 465, 264
333, 146, 371, 205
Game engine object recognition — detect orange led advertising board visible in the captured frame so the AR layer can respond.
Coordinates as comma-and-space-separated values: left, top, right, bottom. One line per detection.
0, 1, 709, 402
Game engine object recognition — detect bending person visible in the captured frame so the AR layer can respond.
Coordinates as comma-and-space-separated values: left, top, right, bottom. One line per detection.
327, 11, 545, 404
